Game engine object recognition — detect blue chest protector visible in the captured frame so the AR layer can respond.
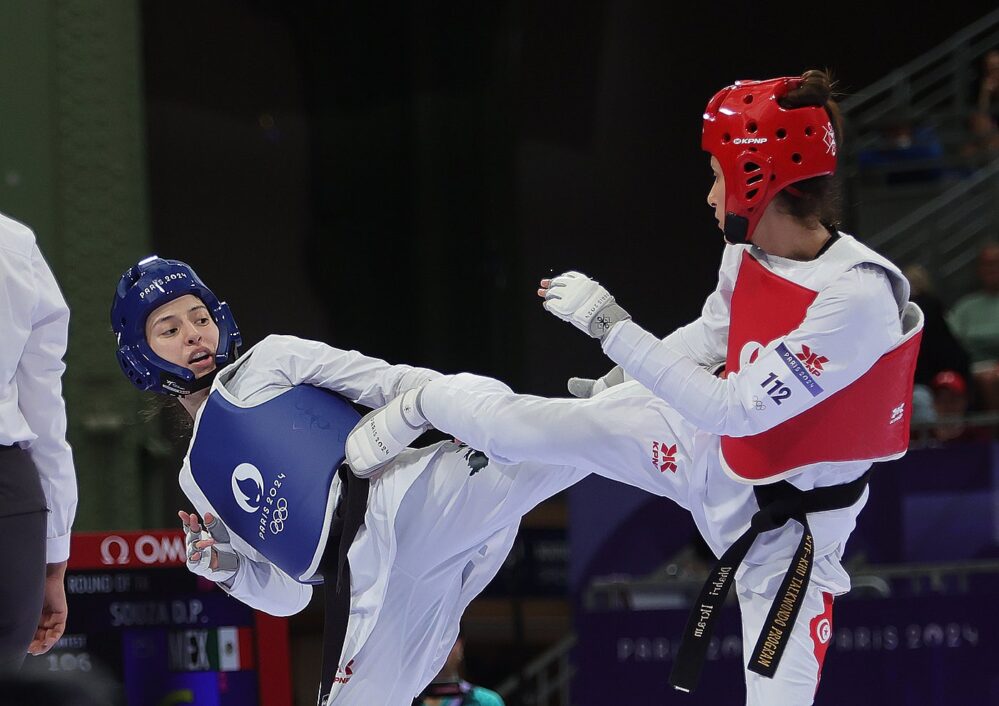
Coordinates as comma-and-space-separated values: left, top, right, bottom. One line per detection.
189, 385, 361, 584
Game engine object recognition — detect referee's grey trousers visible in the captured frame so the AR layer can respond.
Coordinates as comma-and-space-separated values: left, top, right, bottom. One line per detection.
0, 446, 47, 671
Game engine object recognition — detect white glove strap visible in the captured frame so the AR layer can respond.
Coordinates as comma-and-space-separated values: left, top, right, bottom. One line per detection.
588, 301, 630, 339
398, 387, 428, 429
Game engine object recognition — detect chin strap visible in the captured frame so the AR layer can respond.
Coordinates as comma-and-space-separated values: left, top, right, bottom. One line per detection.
723, 213, 750, 244
159, 366, 220, 398
187, 370, 219, 394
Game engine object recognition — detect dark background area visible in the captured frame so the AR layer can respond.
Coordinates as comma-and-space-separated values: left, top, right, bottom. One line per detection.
141, 0, 998, 396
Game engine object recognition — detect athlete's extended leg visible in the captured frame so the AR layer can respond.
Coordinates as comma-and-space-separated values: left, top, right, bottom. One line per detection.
415, 373, 698, 506
736, 579, 835, 706
323, 447, 588, 704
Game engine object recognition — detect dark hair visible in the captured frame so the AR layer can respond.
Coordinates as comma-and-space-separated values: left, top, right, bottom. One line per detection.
140, 393, 194, 436
773, 69, 844, 229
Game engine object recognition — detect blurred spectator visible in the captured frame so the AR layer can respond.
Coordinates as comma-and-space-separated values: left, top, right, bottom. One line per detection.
947, 242, 999, 411
961, 111, 999, 159
923, 370, 993, 443
929, 370, 971, 442
962, 50, 999, 159
414, 634, 504, 706
857, 112, 943, 183
902, 264, 971, 425
976, 49, 999, 129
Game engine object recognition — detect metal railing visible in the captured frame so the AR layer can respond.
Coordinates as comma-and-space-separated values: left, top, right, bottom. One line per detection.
857, 157, 999, 301
495, 633, 576, 706
909, 410, 999, 447
850, 559, 999, 597
842, 7, 999, 151
584, 560, 999, 613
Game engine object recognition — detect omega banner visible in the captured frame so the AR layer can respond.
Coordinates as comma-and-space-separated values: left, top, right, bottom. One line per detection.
23, 530, 292, 706
574, 592, 998, 704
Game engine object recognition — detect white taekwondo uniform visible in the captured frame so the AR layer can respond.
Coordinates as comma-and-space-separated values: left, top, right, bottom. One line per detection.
176, 335, 588, 704
414, 234, 923, 704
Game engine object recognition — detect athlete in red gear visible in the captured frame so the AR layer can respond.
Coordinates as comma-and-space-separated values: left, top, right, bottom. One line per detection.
348, 70, 924, 705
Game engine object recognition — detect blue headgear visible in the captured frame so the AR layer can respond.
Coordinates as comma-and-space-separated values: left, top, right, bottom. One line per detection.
110, 256, 242, 396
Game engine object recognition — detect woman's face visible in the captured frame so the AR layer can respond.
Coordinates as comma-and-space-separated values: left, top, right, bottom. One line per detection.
144, 294, 220, 377
707, 156, 726, 232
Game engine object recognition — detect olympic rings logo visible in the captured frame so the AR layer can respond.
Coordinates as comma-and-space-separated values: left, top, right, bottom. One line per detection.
269, 497, 289, 534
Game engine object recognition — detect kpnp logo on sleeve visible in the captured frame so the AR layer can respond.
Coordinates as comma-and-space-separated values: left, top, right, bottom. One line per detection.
652, 441, 677, 473
775, 343, 824, 397
794, 344, 828, 376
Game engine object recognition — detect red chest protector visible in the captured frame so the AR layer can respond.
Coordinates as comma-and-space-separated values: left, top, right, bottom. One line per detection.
720, 251, 922, 483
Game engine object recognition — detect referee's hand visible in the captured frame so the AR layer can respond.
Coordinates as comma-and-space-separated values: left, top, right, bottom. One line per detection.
28, 561, 67, 656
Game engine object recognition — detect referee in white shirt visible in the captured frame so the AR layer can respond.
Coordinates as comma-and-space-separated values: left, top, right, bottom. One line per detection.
0, 211, 76, 670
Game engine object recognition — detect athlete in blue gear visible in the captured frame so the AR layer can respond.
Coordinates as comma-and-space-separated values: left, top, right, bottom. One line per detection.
110, 256, 590, 705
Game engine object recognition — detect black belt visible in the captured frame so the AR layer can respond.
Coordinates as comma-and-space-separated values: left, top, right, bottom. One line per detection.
669, 470, 870, 693
317, 464, 370, 704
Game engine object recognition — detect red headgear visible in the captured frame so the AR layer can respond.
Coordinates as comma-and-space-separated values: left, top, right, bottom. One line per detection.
702, 77, 838, 243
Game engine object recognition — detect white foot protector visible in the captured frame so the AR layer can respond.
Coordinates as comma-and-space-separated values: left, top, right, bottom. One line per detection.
345, 388, 430, 478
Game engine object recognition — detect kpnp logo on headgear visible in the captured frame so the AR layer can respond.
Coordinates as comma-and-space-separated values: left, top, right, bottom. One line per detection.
231, 463, 264, 513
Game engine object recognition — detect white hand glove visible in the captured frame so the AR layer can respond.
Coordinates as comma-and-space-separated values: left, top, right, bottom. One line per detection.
567, 365, 629, 398
182, 512, 239, 584
345, 388, 431, 479
542, 271, 630, 339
